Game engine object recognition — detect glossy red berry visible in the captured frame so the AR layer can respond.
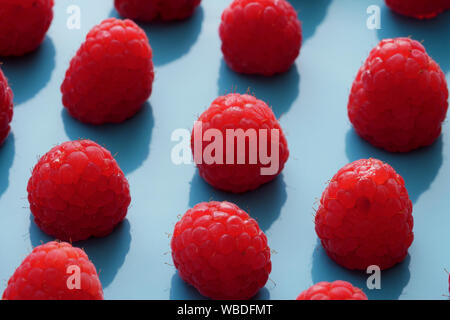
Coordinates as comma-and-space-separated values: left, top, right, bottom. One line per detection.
171, 201, 271, 299
315, 159, 414, 270
61, 18, 154, 124
191, 93, 289, 193
385, 0, 450, 19
2, 241, 103, 300
0, 0, 54, 56
296, 281, 368, 300
0, 67, 13, 146
348, 38, 448, 152
219, 0, 302, 76
114, 0, 201, 21
27, 140, 131, 242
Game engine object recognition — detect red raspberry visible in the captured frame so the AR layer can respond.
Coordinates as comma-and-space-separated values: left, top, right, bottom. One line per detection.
114, 0, 201, 22
27, 140, 131, 242
315, 158, 414, 270
385, 0, 450, 19
348, 38, 448, 152
2, 241, 103, 300
296, 281, 368, 300
61, 18, 154, 125
171, 201, 271, 300
191, 93, 289, 193
0, 67, 13, 146
219, 0, 302, 76
0, 0, 54, 56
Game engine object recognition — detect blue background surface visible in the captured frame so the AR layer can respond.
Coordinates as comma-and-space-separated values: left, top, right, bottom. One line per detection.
0, 0, 449, 300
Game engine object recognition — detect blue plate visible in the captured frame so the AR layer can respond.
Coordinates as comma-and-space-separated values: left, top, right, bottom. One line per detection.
0, 0, 449, 300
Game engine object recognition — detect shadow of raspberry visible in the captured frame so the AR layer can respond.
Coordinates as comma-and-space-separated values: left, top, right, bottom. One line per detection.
169, 271, 271, 300
0, 37, 55, 106
252, 286, 271, 300
109, 6, 204, 67
217, 59, 300, 119
29, 216, 132, 290
345, 128, 443, 204
288, 0, 332, 42
377, 6, 450, 74
61, 102, 154, 175
0, 134, 15, 199
77, 220, 132, 289
169, 272, 207, 300
188, 171, 287, 233
311, 241, 411, 300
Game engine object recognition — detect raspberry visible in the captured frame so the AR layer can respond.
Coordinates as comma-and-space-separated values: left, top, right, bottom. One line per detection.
2, 241, 103, 300
315, 158, 414, 270
296, 281, 368, 300
0, 0, 54, 56
61, 18, 154, 125
27, 140, 131, 242
348, 38, 449, 152
171, 201, 271, 300
385, 0, 450, 19
219, 0, 302, 76
114, 0, 201, 22
191, 93, 289, 193
0, 67, 13, 146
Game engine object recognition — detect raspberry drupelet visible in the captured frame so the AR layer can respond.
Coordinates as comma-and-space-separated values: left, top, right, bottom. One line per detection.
0, 0, 54, 56
315, 159, 414, 270
114, 0, 201, 22
171, 201, 271, 300
2, 241, 103, 300
219, 0, 302, 76
191, 93, 289, 193
61, 18, 154, 125
0, 67, 13, 146
348, 38, 448, 152
296, 281, 368, 300
27, 140, 131, 242
385, 0, 450, 19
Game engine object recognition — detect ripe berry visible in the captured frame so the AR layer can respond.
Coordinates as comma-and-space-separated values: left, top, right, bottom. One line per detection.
348, 37, 448, 152
315, 158, 414, 270
2, 241, 103, 300
219, 0, 302, 76
0, 0, 54, 56
296, 281, 368, 300
27, 140, 131, 242
171, 201, 271, 299
191, 93, 289, 193
385, 0, 450, 19
114, 0, 201, 22
61, 18, 154, 125
0, 67, 13, 146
